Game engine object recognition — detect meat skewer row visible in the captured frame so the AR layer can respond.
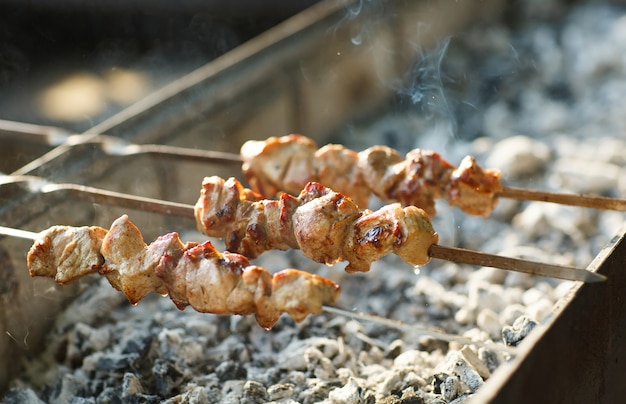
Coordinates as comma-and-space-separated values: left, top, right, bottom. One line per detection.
4, 119, 625, 214
240, 134, 502, 217
26, 214, 340, 329
1, 223, 517, 350
0, 175, 604, 282
240, 134, 626, 217
195, 176, 439, 273
194, 176, 605, 284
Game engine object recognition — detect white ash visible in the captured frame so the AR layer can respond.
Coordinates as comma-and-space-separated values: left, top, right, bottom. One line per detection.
4, 1, 626, 402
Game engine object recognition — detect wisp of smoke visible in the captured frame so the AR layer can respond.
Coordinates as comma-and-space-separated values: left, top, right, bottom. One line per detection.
399, 37, 455, 125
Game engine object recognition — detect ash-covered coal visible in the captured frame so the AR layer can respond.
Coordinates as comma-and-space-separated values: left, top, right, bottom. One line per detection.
4, 1, 626, 402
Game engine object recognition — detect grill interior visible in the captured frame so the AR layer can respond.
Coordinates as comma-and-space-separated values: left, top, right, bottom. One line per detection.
1, 0, 625, 401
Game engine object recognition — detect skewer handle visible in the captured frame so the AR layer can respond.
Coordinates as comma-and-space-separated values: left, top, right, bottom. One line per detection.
429, 244, 606, 283
501, 186, 626, 212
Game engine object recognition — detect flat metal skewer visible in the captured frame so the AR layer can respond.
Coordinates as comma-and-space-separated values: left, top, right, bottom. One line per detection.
3, 118, 624, 212
0, 176, 606, 283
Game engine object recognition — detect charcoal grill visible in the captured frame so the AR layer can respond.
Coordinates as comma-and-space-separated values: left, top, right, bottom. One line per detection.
1, 0, 625, 401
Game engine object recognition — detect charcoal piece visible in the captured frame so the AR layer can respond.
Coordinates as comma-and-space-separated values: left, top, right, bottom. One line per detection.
122, 372, 144, 396
501, 315, 538, 346
399, 387, 426, 404
453, 361, 483, 394
121, 332, 154, 356
66, 323, 113, 369
97, 386, 122, 403
216, 360, 247, 381
152, 359, 185, 396
297, 379, 335, 404
304, 347, 336, 379
430, 373, 449, 395
95, 352, 139, 372
152, 359, 184, 396
50, 374, 88, 403
242, 380, 269, 404
2, 388, 45, 404
171, 385, 212, 403
267, 383, 295, 401
386, 339, 404, 359
441, 375, 460, 402
477, 348, 503, 373
120, 393, 162, 404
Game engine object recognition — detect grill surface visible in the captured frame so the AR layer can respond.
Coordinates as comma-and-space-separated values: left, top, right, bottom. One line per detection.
1, 0, 625, 401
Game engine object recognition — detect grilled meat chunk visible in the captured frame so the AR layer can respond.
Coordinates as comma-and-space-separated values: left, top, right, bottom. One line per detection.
27, 225, 107, 284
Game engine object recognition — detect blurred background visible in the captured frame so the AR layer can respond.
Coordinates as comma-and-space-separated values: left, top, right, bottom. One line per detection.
0, 1, 320, 133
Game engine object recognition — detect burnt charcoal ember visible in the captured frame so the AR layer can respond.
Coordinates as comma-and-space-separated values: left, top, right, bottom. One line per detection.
48, 374, 89, 404
267, 383, 295, 401
98, 385, 162, 403
95, 352, 139, 372
216, 360, 248, 381
304, 347, 336, 379
120, 329, 154, 356
297, 379, 338, 404
441, 375, 460, 402
502, 315, 538, 346
327, 378, 364, 403
429, 373, 449, 395
122, 373, 144, 396
477, 347, 504, 374
167, 384, 216, 403
2, 388, 45, 404
242, 380, 269, 404
437, 351, 484, 394
152, 359, 185, 396
65, 323, 112, 367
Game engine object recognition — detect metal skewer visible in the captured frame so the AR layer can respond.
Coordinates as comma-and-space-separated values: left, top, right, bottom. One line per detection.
0, 219, 520, 350
0, 175, 606, 283
3, 119, 625, 212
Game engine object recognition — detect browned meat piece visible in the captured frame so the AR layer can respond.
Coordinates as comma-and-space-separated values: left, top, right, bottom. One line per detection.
99, 215, 186, 304
27, 225, 108, 284
241, 135, 370, 207
270, 268, 340, 325
343, 203, 437, 273
195, 176, 300, 258
155, 241, 340, 329
315, 144, 370, 207
27, 215, 339, 328
241, 134, 317, 198
357, 145, 404, 201
195, 177, 439, 272
240, 134, 503, 217
447, 156, 503, 217
292, 183, 361, 266
359, 147, 454, 217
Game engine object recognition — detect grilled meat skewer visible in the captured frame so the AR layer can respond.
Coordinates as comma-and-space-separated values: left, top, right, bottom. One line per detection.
195, 176, 438, 273
241, 134, 503, 217
26, 215, 340, 329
